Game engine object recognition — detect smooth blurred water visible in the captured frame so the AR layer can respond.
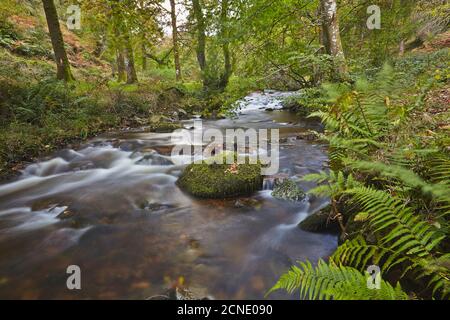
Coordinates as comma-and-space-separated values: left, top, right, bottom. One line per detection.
0, 91, 336, 299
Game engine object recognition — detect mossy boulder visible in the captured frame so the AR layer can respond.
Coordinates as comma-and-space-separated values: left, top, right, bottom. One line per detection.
177, 158, 263, 198
271, 179, 306, 201
147, 114, 183, 133
299, 205, 340, 233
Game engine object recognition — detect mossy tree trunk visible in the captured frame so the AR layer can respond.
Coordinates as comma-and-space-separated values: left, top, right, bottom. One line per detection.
124, 31, 138, 84
192, 0, 207, 85
219, 0, 232, 89
139, 0, 147, 72
116, 49, 126, 82
320, 0, 348, 80
142, 42, 147, 71
42, 0, 74, 82
169, 0, 182, 81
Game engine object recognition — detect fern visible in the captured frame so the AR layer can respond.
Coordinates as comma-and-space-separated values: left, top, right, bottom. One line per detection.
303, 170, 362, 198
269, 260, 409, 300
346, 187, 445, 257
425, 154, 450, 187
350, 160, 450, 201
331, 236, 412, 272
285, 65, 449, 300
345, 186, 449, 297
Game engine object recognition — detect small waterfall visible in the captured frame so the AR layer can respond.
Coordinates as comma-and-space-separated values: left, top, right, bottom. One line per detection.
262, 174, 290, 190
262, 177, 275, 190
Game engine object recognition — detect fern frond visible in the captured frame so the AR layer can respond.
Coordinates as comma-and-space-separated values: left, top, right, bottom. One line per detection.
346, 186, 444, 259
425, 154, 450, 187
331, 236, 412, 272
350, 160, 450, 200
269, 260, 409, 300
303, 171, 362, 197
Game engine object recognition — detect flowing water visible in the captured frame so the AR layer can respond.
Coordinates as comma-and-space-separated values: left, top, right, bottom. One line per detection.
0, 91, 337, 299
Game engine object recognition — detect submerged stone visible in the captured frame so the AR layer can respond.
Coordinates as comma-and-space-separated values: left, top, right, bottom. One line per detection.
176, 157, 263, 198
271, 179, 305, 201
147, 122, 182, 133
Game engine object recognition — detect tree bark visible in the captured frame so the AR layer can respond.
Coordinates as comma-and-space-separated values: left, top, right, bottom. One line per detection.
142, 42, 147, 71
192, 0, 207, 73
116, 49, 126, 82
139, 0, 147, 72
94, 34, 106, 58
219, 0, 231, 89
42, 0, 74, 81
399, 39, 405, 56
124, 32, 138, 84
169, 0, 182, 81
320, 0, 348, 79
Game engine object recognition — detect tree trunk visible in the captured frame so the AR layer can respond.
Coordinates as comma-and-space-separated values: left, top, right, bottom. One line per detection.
192, 0, 207, 74
94, 34, 106, 58
320, 0, 347, 79
142, 42, 147, 71
219, 0, 231, 89
124, 32, 138, 84
399, 39, 405, 56
313, 6, 328, 85
141, 39, 147, 71
42, 0, 74, 81
139, 0, 147, 72
116, 49, 126, 82
169, 0, 182, 81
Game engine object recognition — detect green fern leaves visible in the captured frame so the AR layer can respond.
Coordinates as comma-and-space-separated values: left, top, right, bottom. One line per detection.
346, 187, 445, 257
274, 64, 449, 300
269, 260, 409, 300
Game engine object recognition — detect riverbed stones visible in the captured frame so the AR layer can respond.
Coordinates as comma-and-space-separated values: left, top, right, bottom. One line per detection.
296, 130, 319, 141
147, 287, 209, 300
147, 122, 182, 133
136, 152, 173, 166
176, 155, 263, 198
271, 179, 306, 201
234, 197, 263, 210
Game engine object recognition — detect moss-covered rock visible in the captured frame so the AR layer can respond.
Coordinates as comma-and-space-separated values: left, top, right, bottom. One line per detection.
271, 179, 306, 201
176, 157, 263, 198
147, 122, 182, 133
298, 205, 340, 233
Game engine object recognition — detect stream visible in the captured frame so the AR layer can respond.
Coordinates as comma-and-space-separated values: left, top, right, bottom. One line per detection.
0, 91, 337, 299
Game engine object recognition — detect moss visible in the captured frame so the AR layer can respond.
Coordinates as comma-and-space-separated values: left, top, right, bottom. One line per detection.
271, 179, 306, 201
177, 157, 263, 198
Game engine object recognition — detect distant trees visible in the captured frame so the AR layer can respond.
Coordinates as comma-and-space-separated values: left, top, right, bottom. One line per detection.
81, 0, 163, 84
110, 1, 138, 84
43, 0, 446, 89
41, 0, 74, 81
190, 0, 234, 91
